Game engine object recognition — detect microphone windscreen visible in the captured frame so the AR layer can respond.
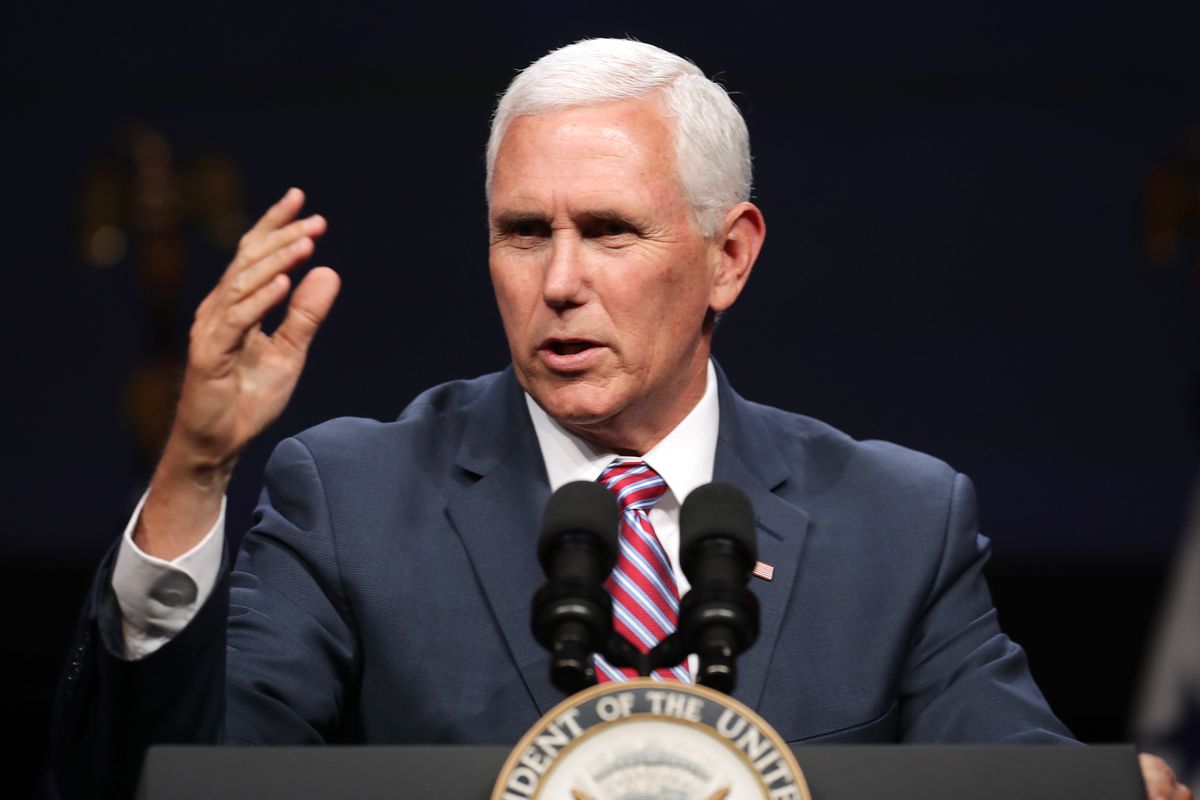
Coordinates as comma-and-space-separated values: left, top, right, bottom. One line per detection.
539, 481, 620, 571
680, 482, 757, 567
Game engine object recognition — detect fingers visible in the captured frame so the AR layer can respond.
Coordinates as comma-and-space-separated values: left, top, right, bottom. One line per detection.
198, 235, 309, 355
238, 213, 327, 274
219, 274, 292, 347
245, 186, 306, 241
225, 198, 326, 305
1139, 753, 1186, 800
273, 266, 341, 357
227, 232, 316, 306
198, 189, 327, 354
223, 187, 325, 295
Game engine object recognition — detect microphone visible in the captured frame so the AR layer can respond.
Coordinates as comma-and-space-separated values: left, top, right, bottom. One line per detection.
678, 482, 760, 693
531, 481, 620, 694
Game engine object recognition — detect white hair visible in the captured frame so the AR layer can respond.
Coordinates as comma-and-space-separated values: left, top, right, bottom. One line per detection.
486, 38, 752, 237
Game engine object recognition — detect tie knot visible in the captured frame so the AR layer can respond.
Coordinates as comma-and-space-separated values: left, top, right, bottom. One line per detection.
599, 461, 667, 512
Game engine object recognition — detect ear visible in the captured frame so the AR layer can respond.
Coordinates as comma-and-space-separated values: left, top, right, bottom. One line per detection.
708, 202, 766, 313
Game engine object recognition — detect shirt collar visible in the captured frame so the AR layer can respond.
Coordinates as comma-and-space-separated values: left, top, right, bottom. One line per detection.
525, 360, 720, 504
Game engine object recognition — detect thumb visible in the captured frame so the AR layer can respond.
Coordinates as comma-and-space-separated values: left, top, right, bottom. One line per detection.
275, 266, 341, 356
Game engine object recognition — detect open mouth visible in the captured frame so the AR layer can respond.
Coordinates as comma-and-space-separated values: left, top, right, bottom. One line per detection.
548, 340, 596, 356
539, 339, 603, 369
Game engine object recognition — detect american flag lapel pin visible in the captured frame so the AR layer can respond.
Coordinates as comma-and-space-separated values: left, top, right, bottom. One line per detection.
752, 561, 774, 581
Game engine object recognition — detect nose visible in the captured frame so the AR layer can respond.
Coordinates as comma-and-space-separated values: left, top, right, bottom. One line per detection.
541, 232, 587, 310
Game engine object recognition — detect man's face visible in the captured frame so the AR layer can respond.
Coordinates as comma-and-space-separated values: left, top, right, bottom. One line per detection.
488, 97, 723, 451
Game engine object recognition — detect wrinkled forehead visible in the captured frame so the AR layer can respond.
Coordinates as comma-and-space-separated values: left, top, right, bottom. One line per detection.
488, 98, 686, 210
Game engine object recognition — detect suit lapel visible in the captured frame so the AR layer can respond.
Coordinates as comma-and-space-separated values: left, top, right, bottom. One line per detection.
445, 369, 563, 716
713, 368, 811, 712
444, 365, 810, 717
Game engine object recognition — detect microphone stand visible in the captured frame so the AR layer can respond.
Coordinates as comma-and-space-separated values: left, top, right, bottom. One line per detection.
599, 631, 689, 680
596, 580, 758, 695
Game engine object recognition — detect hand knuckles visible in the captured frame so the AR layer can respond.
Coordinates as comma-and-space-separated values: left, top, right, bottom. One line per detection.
292, 303, 323, 331
187, 344, 212, 370
225, 306, 251, 330
191, 311, 218, 338
198, 289, 222, 315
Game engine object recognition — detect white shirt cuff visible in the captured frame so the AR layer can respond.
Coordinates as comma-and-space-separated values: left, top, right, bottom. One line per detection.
110, 490, 226, 659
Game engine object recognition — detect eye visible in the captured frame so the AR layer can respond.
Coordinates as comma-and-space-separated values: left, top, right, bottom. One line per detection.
493, 217, 551, 245
584, 217, 638, 239
513, 219, 550, 238
514, 221, 541, 237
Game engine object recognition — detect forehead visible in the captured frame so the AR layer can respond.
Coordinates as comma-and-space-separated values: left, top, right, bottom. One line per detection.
489, 97, 686, 213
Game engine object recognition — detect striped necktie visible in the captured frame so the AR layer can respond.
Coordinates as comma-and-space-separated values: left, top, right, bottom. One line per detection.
594, 461, 690, 683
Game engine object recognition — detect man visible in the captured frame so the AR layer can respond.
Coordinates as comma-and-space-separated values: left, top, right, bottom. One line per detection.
53, 38, 1189, 800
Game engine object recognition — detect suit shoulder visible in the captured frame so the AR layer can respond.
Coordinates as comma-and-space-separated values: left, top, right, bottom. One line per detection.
745, 399, 960, 498
285, 371, 504, 466
740, 400, 970, 563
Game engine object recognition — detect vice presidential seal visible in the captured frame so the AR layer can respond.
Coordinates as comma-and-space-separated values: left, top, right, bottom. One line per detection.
492, 679, 809, 800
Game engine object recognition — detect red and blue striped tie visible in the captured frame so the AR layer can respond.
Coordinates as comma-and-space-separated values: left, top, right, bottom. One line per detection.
594, 461, 690, 683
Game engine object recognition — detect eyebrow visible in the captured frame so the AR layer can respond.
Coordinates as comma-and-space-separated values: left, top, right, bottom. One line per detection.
490, 208, 648, 232
578, 209, 640, 225
490, 211, 547, 231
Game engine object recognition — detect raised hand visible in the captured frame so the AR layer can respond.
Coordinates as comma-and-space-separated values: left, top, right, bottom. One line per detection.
134, 188, 341, 559
1140, 753, 1193, 800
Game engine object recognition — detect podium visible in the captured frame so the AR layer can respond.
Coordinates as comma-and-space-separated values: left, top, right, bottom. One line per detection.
137, 743, 1145, 799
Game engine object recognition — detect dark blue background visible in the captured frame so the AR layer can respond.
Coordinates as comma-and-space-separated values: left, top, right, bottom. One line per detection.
2, 1, 1198, 795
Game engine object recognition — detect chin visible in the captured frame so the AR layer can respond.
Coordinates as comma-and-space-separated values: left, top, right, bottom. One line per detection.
530, 383, 622, 428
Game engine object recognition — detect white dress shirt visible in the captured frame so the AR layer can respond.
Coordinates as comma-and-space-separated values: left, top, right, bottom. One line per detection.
525, 359, 720, 604
112, 360, 720, 661
111, 491, 226, 658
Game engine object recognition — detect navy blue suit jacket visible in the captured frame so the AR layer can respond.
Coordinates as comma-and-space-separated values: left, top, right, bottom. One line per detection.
54, 365, 1072, 797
